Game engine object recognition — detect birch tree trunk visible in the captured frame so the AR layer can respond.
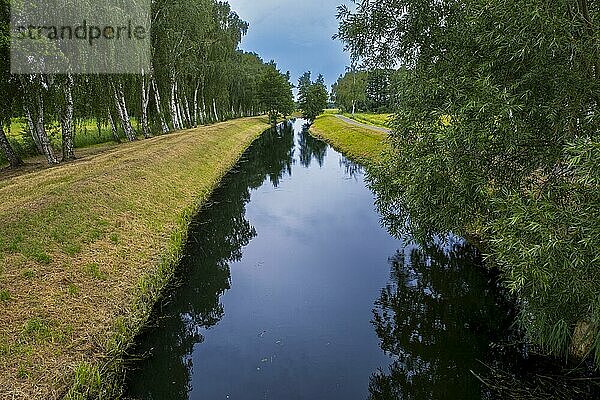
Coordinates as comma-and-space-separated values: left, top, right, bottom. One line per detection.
183, 94, 192, 128
34, 93, 59, 165
201, 86, 207, 124
61, 74, 75, 161
170, 77, 181, 130
0, 123, 23, 168
175, 82, 186, 128
152, 77, 169, 134
212, 98, 219, 122
107, 109, 121, 143
193, 81, 200, 127
24, 105, 43, 154
112, 81, 136, 142
141, 72, 152, 139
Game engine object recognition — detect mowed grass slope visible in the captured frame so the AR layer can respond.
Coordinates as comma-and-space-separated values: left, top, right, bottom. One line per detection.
0, 116, 270, 399
310, 114, 388, 165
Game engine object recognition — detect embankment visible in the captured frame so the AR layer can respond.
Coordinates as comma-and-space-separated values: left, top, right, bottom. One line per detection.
0, 116, 270, 399
309, 114, 388, 165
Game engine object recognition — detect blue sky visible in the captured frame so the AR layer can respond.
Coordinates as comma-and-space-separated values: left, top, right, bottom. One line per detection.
227, 0, 351, 93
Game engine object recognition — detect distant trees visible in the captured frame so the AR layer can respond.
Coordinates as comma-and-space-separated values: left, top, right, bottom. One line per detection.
331, 68, 405, 113
331, 69, 367, 114
0, 0, 282, 168
297, 72, 329, 121
337, 0, 600, 366
258, 63, 294, 124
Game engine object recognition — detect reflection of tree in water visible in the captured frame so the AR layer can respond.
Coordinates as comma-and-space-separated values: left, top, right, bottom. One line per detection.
298, 122, 327, 168
339, 157, 363, 180
369, 237, 517, 400
127, 122, 296, 399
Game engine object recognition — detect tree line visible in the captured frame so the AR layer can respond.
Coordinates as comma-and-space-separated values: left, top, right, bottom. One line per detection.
337, 0, 600, 367
0, 0, 294, 168
331, 68, 405, 114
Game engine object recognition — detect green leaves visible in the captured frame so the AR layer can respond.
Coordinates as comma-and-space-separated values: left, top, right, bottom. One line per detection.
257, 63, 294, 123
298, 72, 329, 121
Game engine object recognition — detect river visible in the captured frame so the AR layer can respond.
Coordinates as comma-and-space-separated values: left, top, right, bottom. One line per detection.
126, 119, 525, 399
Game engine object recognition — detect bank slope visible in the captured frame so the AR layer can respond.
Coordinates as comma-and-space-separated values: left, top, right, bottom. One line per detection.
309, 114, 388, 165
0, 117, 270, 399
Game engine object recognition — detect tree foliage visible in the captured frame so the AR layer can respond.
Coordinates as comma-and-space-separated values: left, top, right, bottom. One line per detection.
298, 72, 329, 121
331, 70, 367, 113
332, 68, 406, 113
0, 0, 284, 166
258, 62, 295, 124
337, 0, 600, 363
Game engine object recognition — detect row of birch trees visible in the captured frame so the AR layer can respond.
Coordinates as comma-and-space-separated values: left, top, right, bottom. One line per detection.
0, 0, 276, 167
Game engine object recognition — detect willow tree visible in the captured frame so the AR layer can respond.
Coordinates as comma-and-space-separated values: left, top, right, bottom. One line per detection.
337, 0, 600, 364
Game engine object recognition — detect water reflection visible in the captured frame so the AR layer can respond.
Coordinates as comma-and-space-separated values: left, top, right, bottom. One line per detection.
340, 157, 363, 180
298, 122, 327, 168
127, 122, 296, 398
125, 119, 588, 400
369, 237, 516, 400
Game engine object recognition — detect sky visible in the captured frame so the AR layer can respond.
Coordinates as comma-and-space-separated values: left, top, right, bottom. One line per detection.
227, 0, 352, 94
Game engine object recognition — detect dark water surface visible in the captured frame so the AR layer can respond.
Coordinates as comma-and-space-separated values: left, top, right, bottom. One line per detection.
126, 120, 519, 399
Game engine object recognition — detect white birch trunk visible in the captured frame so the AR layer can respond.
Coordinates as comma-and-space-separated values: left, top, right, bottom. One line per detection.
61, 74, 75, 160
170, 78, 181, 130
151, 77, 169, 134
24, 105, 43, 154
112, 81, 136, 141
34, 93, 58, 165
107, 109, 120, 143
141, 71, 152, 138
193, 81, 200, 127
183, 94, 192, 128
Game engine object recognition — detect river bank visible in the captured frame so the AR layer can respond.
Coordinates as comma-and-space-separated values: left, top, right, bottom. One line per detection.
0, 116, 270, 399
309, 114, 388, 166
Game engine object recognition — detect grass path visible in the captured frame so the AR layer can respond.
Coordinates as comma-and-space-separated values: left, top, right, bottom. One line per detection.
310, 114, 388, 165
335, 114, 391, 133
0, 116, 270, 399
340, 112, 393, 129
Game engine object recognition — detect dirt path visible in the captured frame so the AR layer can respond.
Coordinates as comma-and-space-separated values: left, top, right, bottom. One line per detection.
334, 114, 391, 133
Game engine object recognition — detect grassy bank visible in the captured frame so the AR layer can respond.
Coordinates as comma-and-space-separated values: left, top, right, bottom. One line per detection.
0, 116, 270, 399
310, 114, 388, 165
342, 112, 393, 128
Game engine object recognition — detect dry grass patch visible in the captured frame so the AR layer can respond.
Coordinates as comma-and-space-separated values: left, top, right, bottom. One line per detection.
0, 116, 270, 399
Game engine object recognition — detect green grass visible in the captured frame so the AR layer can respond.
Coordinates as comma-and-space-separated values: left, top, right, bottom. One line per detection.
342, 112, 393, 128
1, 117, 137, 167
310, 114, 389, 165
0, 116, 270, 398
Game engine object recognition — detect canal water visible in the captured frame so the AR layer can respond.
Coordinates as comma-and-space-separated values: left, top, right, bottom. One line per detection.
126, 119, 520, 399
